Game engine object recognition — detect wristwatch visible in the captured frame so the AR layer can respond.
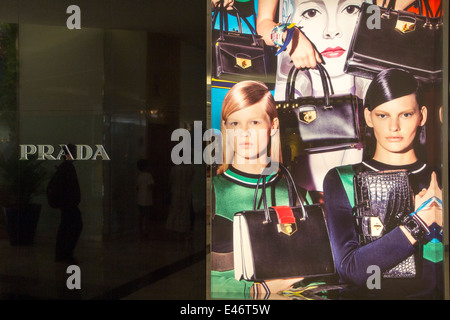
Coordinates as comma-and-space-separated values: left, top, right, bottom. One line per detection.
401, 214, 429, 241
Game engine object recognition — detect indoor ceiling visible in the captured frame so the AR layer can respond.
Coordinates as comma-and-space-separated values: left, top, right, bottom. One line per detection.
0, 0, 207, 47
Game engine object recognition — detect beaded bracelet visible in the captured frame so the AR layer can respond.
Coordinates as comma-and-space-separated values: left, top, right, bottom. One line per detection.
270, 23, 288, 47
270, 23, 297, 55
275, 26, 297, 56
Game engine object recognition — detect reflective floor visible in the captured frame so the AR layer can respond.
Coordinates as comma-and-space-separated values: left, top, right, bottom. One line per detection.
0, 217, 207, 300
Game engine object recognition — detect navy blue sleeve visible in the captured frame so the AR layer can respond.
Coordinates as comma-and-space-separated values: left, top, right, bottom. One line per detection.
323, 168, 416, 287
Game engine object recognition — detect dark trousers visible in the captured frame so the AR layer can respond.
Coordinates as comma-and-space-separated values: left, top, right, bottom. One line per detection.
55, 206, 83, 261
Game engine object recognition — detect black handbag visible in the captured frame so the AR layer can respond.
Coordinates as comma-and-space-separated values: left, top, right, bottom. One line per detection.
353, 169, 417, 278
211, 1, 270, 81
345, 0, 443, 83
233, 163, 335, 281
276, 64, 362, 153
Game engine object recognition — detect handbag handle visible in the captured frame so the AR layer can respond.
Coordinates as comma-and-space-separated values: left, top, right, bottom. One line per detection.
285, 64, 335, 107
385, 0, 422, 14
252, 162, 308, 223
385, 0, 439, 25
212, 1, 260, 46
435, 1, 442, 17
383, 0, 428, 13
396, 0, 424, 15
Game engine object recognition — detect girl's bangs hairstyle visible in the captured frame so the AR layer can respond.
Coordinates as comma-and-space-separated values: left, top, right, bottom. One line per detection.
363, 68, 425, 160
218, 80, 282, 174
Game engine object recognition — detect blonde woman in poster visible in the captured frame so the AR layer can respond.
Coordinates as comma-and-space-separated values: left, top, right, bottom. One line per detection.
210, 80, 307, 299
256, 0, 418, 199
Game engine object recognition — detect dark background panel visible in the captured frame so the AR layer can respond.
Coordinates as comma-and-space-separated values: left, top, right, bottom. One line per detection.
0, 0, 208, 300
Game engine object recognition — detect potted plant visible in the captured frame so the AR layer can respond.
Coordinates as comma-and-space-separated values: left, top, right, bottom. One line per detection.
0, 154, 47, 245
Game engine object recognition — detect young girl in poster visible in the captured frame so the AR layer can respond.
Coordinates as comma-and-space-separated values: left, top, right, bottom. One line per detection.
210, 80, 305, 299
323, 68, 443, 299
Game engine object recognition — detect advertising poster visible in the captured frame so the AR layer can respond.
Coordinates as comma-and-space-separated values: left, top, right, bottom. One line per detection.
209, 0, 449, 301
0, 0, 448, 311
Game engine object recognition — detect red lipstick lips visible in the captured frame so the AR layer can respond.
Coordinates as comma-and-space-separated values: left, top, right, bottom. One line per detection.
321, 47, 345, 58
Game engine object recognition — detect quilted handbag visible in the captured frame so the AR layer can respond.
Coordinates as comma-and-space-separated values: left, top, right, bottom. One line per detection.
344, 0, 443, 83
211, 1, 270, 81
276, 64, 362, 153
233, 163, 335, 281
353, 169, 417, 278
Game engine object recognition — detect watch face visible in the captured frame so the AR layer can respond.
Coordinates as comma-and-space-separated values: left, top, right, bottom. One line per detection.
406, 219, 419, 230
405, 219, 418, 229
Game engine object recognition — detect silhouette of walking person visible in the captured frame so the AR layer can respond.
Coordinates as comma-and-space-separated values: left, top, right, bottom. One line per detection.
136, 159, 155, 239
54, 144, 83, 264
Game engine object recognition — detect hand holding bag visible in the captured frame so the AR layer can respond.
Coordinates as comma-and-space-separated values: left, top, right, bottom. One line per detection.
233, 163, 335, 281
345, 0, 443, 83
212, 1, 270, 81
353, 169, 417, 278
276, 64, 362, 153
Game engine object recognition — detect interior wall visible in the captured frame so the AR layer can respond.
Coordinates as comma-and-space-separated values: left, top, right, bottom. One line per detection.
18, 24, 105, 241
102, 29, 148, 239
2, 0, 207, 243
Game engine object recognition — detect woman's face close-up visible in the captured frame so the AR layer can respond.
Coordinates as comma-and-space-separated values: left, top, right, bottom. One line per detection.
223, 100, 275, 165
293, 0, 363, 77
365, 93, 427, 159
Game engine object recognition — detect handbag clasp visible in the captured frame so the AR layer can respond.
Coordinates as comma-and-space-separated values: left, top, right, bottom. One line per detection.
272, 206, 298, 236
235, 54, 252, 70
369, 217, 384, 237
297, 105, 317, 124
277, 223, 297, 236
395, 14, 416, 34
